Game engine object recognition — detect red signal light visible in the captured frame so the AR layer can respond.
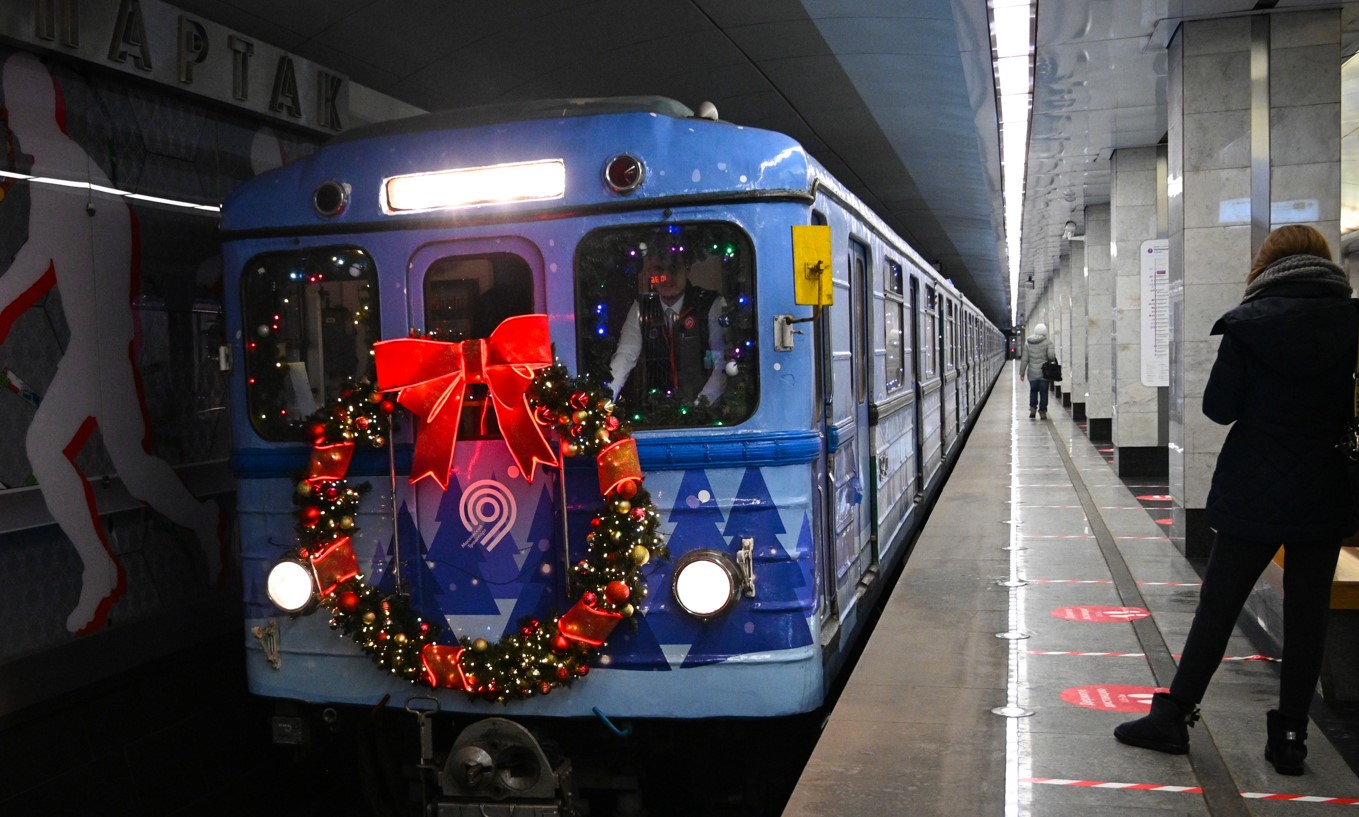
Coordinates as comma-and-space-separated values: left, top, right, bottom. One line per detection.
603, 154, 644, 193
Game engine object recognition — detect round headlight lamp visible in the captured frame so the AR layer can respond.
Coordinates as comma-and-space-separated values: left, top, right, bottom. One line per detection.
671, 550, 740, 618
266, 558, 317, 614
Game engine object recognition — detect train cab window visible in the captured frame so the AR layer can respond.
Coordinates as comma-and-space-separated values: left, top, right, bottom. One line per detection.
241, 247, 380, 440
575, 223, 757, 429
884, 261, 906, 393
423, 253, 535, 439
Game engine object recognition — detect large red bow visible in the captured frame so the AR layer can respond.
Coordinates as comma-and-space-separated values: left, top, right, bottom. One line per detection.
374, 314, 558, 489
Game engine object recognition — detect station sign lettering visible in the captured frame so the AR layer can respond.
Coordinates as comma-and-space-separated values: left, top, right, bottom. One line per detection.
3, 0, 349, 133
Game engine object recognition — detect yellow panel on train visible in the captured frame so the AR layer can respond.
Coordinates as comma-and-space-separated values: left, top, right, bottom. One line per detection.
792, 225, 833, 306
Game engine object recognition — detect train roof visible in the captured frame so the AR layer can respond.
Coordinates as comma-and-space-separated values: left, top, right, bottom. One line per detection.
219, 97, 813, 234
330, 96, 699, 145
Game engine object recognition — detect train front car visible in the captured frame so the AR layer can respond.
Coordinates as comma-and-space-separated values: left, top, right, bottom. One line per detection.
221, 98, 829, 807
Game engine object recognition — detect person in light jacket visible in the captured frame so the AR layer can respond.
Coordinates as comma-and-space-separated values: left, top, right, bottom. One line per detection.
1019, 323, 1055, 419
1114, 224, 1359, 776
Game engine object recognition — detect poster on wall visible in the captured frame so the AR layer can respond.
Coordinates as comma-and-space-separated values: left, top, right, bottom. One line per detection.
1140, 238, 1169, 388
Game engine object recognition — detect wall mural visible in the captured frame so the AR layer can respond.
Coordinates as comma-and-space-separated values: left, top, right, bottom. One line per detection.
0, 48, 316, 648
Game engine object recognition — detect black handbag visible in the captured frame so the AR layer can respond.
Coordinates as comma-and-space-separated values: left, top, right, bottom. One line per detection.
1041, 360, 1062, 382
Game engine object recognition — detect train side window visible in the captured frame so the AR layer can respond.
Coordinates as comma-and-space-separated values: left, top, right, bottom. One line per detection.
241, 247, 380, 441
423, 253, 535, 439
884, 260, 905, 393
575, 222, 757, 429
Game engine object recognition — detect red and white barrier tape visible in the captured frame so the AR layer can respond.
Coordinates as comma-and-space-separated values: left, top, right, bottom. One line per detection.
1028, 579, 1201, 586
1028, 650, 1279, 662
1026, 778, 1359, 805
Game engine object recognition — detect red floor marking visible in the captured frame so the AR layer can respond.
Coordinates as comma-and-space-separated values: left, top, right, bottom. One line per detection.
1136, 495, 1173, 501
1052, 605, 1150, 622
1155, 518, 1173, 525
1027, 778, 1359, 805
1060, 684, 1163, 712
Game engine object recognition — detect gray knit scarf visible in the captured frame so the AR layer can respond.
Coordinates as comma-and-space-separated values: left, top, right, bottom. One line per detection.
1241, 254, 1351, 302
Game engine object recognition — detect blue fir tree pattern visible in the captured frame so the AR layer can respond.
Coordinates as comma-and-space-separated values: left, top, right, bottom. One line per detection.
649, 468, 727, 649
373, 498, 423, 596
426, 475, 499, 614
683, 467, 812, 667
501, 483, 563, 636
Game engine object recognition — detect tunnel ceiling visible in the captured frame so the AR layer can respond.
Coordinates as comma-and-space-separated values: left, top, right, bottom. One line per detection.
169, 0, 1359, 331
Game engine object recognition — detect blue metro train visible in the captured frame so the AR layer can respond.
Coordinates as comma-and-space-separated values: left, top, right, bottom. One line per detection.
220, 96, 1005, 811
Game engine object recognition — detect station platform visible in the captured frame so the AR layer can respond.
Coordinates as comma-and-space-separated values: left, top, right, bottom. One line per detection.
782, 364, 1359, 817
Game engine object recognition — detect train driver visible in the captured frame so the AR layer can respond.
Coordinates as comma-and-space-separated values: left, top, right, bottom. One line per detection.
607, 242, 727, 407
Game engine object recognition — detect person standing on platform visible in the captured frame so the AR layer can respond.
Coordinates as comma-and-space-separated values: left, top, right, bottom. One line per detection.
1114, 224, 1358, 775
1019, 323, 1055, 419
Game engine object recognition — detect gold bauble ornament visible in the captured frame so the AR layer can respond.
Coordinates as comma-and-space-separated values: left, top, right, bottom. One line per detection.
473, 638, 489, 652
631, 545, 650, 566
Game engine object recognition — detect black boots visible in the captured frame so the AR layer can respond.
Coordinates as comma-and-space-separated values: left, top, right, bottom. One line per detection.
1114, 692, 1199, 754
1265, 710, 1308, 775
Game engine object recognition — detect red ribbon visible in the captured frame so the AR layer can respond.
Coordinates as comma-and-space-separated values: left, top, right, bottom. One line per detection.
374, 314, 558, 489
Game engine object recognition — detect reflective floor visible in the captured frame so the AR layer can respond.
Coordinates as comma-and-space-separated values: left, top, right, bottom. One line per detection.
784, 366, 1359, 817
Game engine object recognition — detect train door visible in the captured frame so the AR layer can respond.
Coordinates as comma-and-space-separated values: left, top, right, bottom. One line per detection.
818, 235, 875, 625
402, 237, 568, 641
909, 275, 924, 499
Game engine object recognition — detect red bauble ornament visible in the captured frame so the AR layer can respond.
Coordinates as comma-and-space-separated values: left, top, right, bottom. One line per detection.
615, 480, 638, 500
581, 591, 597, 606
355, 415, 370, 430
556, 666, 571, 681
323, 485, 340, 501
604, 580, 631, 604
308, 421, 327, 439
570, 391, 589, 409
300, 506, 322, 523
337, 591, 361, 613
631, 507, 647, 521
575, 664, 590, 677
590, 517, 601, 528
538, 681, 553, 695
552, 635, 570, 653
380, 400, 396, 414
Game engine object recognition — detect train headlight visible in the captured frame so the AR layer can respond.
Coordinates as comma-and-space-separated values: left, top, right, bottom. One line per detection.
672, 550, 740, 618
266, 558, 317, 614
383, 159, 565, 212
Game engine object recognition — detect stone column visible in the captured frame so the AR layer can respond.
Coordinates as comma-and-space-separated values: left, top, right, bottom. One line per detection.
1167, 9, 1341, 557
1084, 204, 1114, 442
1110, 146, 1166, 477
1068, 238, 1088, 421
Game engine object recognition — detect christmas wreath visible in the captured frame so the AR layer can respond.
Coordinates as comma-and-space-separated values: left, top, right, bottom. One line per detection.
284, 314, 663, 702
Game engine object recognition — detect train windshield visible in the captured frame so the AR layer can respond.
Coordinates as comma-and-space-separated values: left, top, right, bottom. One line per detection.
241, 247, 380, 440
574, 223, 756, 429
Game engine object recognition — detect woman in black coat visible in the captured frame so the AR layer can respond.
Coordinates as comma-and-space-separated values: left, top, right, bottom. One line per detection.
1115, 224, 1358, 775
